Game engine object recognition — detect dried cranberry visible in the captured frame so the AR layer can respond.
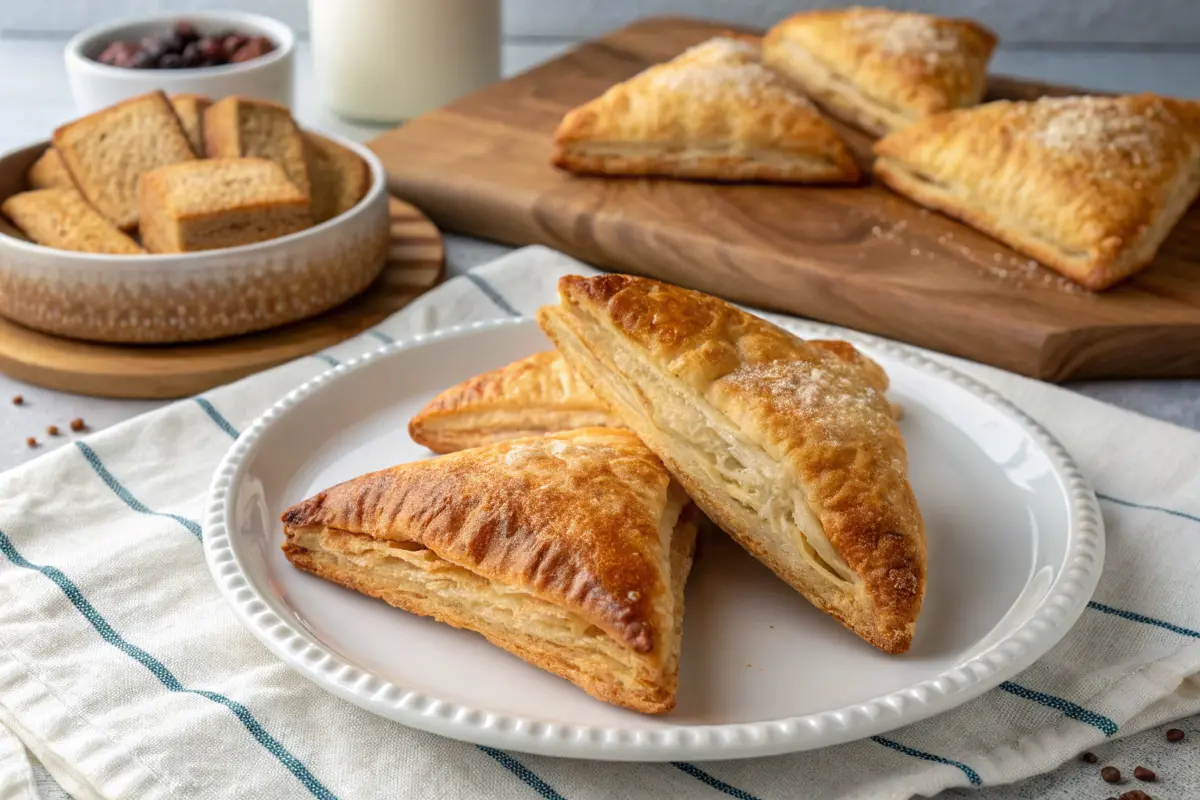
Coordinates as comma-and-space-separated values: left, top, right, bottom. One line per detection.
98, 41, 140, 67
159, 53, 184, 69
230, 37, 271, 63
222, 34, 248, 55
181, 42, 203, 67
198, 37, 225, 60
129, 49, 156, 69
174, 21, 199, 43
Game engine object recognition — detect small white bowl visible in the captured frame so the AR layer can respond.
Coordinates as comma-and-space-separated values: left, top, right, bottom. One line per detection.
65, 11, 295, 114
0, 134, 389, 344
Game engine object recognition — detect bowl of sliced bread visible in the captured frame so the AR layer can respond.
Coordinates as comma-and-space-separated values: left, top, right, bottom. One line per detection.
0, 90, 389, 344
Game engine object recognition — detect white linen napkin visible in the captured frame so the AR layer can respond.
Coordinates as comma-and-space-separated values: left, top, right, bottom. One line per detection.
1, 246, 1198, 800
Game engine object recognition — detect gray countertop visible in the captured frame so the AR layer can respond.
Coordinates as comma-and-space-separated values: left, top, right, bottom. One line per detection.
2, 35, 1198, 800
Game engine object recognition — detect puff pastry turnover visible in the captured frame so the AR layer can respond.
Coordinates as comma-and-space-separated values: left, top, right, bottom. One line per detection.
874, 93, 1200, 290
538, 275, 925, 653
763, 7, 997, 136
553, 35, 859, 183
282, 427, 698, 713
408, 351, 621, 454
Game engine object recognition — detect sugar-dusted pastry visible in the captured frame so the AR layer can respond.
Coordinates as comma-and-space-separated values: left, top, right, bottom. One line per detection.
282, 427, 698, 713
874, 94, 1200, 290
553, 35, 859, 183
409, 351, 620, 454
539, 275, 925, 653
763, 7, 997, 136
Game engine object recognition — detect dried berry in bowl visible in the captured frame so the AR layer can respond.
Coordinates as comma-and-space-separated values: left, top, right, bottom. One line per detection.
95, 21, 276, 70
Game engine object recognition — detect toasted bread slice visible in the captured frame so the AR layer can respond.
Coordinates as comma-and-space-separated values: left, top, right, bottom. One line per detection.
204, 96, 311, 196
2, 188, 145, 254
53, 91, 196, 230
169, 93, 212, 156
27, 148, 75, 190
138, 158, 312, 253
304, 132, 370, 223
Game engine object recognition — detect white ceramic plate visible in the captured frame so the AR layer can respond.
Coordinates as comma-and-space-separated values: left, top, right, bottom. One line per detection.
204, 318, 1104, 761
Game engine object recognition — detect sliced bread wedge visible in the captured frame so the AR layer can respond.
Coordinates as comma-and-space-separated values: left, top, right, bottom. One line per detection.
53, 90, 196, 230
204, 96, 311, 196
138, 157, 312, 253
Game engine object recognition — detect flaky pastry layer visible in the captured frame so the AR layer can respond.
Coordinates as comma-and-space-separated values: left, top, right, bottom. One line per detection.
553, 36, 859, 183
284, 504, 697, 714
282, 427, 699, 712
874, 94, 1200, 289
763, 8, 996, 135
409, 351, 619, 453
538, 275, 925, 654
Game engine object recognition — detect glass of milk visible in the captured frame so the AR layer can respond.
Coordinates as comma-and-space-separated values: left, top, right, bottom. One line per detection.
308, 0, 502, 123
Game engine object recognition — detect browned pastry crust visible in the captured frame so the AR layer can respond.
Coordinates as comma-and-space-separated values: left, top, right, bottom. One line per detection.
408, 351, 621, 454
763, 7, 997, 136
282, 427, 698, 713
553, 36, 859, 183
874, 93, 1200, 290
538, 275, 925, 653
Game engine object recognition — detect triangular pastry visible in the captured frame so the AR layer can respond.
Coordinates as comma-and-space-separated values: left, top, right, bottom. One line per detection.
282, 427, 698, 713
763, 7, 997, 136
409, 345, 894, 454
538, 275, 925, 653
874, 94, 1200, 290
553, 35, 859, 183
408, 351, 621, 454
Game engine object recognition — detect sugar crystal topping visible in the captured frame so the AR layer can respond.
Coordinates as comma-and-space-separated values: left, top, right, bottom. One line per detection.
845, 9, 964, 63
649, 37, 810, 106
678, 36, 760, 63
721, 354, 894, 449
1027, 96, 1173, 166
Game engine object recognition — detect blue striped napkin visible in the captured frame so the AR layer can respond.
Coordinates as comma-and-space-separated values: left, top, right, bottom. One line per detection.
1, 246, 1198, 800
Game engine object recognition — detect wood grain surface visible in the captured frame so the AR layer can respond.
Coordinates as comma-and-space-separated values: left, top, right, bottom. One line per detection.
0, 197, 444, 399
369, 16, 1200, 381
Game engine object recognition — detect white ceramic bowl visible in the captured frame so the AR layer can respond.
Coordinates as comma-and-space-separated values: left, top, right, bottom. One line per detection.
65, 11, 296, 114
0, 135, 389, 344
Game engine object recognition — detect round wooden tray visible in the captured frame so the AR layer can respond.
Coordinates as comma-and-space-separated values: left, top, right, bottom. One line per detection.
0, 198, 444, 399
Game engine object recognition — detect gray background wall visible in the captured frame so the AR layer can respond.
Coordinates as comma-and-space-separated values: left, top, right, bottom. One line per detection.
1, 0, 1198, 45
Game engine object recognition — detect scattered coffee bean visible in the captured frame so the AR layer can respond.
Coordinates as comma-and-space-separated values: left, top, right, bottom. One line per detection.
46, 425, 59, 436
1165, 728, 1184, 742
70, 417, 86, 432
1133, 766, 1155, 782
11, 394, 23, 405
1119, 791, 1152, 800
25, 437, 37, 448
1081, 751, 1099, 763
1101, 766, 1121, 783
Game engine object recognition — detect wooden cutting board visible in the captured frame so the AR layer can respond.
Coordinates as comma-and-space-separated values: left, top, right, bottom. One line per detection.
369, 16, 1200, 382
0, 198, 443, 399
